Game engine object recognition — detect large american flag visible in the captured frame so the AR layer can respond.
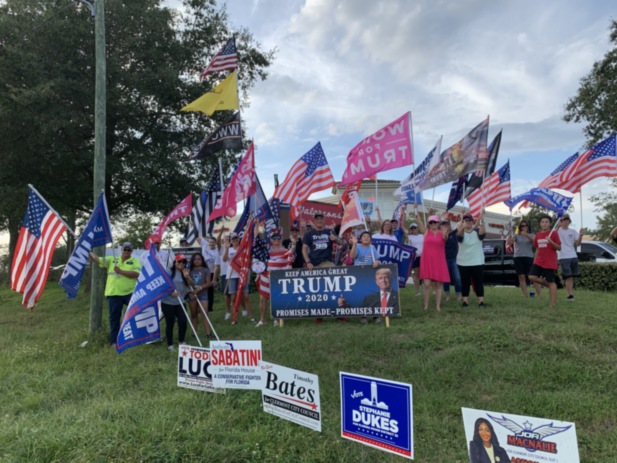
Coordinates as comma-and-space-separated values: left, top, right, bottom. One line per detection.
11, 187, 68, 309
200, 37, 238, 80
519, 151, 578, 209
467, 161, 511, 217
273, 142, 336, 219
556, 134, 617, 193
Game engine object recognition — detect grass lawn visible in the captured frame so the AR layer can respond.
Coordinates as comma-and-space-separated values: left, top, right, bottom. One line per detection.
1, 283, 616, 462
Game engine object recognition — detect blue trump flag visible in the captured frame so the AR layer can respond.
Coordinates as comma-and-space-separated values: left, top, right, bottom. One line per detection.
505, 188, 573, 216
59, 192, 113, 298
116, 248, 175, 354
372, 239, 416, 288
235, 174, 278, 237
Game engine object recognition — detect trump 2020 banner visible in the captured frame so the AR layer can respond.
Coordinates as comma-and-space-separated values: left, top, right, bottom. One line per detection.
462, 407, 579, 463
269, 264, 400, 319
372, 239, 415, 288
116, 248, 175, 354
340, 372, 414, 459
260, 361, 321, 432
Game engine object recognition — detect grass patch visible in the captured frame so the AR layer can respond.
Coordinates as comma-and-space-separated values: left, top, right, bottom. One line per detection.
1, 284, 616, 462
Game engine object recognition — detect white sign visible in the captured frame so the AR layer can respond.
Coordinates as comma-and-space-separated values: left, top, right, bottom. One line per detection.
177, 345, 225, 394
210, 340, 263, 390
462, 407, 579, 463
260, 361, 321, 432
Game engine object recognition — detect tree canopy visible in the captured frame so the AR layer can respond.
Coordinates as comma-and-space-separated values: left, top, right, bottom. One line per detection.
564, 20, 617, 240
564, 20, 617, 145
0, 0, 274, 258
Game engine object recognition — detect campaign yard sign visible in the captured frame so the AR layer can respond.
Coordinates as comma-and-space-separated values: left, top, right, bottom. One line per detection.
340, 372, 414, 459
270, 264, 400, 320
462, 407, 579, 463
210, 340, 263, 390
260, 361, 321, 432
372, 239, 415, 288
177, 345, 225, 394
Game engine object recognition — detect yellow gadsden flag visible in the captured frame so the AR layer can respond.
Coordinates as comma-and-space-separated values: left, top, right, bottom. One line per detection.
181, 71, 238, 116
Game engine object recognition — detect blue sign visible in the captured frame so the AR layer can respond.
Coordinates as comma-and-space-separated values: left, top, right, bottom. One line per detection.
59, 192, 113, 298
116, 248, 175, 354
372, 239, 415, 288
269, 264, 400, 319
340, 372, 414, 459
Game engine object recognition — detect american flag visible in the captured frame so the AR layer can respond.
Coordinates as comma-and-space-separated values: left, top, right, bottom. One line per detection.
200, 37, 238, 80
556, 134, 617, 193
252, 236, 269, 266
273, 142, 336, 219
467, 161, 511, 217
518, 151, 578, 209
11, 187, 68, 309
185, 172, 222, 244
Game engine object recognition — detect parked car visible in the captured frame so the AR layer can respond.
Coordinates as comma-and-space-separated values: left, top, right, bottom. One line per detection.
580, 241, 617, 263
481, 239, 596, 287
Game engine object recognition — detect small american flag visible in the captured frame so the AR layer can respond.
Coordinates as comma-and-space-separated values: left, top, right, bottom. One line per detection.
557, 134, 617, 193
200, 37, 238, 80
467, 161, 511, 217
252, 236, 269, 266
273, 142, 336, 219
11, 187, 68, 309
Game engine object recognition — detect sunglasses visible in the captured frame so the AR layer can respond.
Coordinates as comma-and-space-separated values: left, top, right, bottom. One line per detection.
428, 221, 437, 225
123, 248, 132, 252
464, 218, 473, 222
271, 237, 282, 240
176, 261, 187, 265
520, 224, 528, 227
192, 257, 203, 261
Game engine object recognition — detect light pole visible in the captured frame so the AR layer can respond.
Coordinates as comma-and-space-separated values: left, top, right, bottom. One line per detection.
78, 0, 107, 334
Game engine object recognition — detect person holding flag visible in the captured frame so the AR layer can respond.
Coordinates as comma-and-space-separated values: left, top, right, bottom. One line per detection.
89, 242, 141, 345
161, 254, 196, 352
529, 215, 561, 308
222, 232, 255, 324
187, 252, 213, 339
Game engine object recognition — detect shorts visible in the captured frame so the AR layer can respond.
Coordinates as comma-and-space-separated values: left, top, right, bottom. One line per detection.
412, 256, 421, 269
190, 293, 208, 302
559, 258, 580, 278
529, 264, 556, 283
226, 277, 249, 295
513, 256, 533, 276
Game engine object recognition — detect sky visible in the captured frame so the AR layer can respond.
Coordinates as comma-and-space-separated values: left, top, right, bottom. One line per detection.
168, 0, 616, 230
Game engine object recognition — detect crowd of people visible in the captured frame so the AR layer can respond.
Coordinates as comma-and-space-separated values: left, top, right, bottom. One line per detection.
93, 209, 598, 348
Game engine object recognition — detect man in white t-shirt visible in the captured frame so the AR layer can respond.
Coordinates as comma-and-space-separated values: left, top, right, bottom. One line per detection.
557, 214, 583, 301
407, 222, 424, 296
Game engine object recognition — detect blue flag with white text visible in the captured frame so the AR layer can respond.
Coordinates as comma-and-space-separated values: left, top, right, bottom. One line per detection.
116, 248, 175, 354
505, 188, 573, 216
59, 192, 113, 299
234, 175, 278, 237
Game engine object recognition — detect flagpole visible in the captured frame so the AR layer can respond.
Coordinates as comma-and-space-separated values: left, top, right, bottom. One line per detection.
27, 184, 77, 237
579, 188, 584, 231
177, 296, 202, 347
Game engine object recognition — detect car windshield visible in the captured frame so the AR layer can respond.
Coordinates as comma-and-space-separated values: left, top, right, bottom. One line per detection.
599, 242, 617, 253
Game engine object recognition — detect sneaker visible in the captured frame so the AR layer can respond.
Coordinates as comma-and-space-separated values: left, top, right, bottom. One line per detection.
273, 320, 279, 327
314, 318, 323, 324
337, 317, 348, 323
255, 321, 264, 327
250, 318, 257, 323
415, 292, 421, 297
231, 321, 237, 326
224, 312, 231, 320
360, 317, 368, 325
478, 301, 485, 307
180, 342, 187, 346
374, 317, 382, 324
567, 295, 575, 301
242, 310, 248, 317
167, 345, 175, 352
462, 301, 469, 307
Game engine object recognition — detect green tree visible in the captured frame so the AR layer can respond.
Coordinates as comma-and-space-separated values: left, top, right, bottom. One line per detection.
0, 0, 274, 261
564, 20, 617, 241
564, 20, 617, 145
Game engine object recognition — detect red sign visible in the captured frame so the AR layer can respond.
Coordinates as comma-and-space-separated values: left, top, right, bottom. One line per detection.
296, 200, 343, 229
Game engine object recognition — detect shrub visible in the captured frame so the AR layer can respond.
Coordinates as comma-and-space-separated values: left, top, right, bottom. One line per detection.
576, 263, 617, 291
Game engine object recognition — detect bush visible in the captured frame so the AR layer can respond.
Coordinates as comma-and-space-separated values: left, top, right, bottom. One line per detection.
576, 263, 617, 291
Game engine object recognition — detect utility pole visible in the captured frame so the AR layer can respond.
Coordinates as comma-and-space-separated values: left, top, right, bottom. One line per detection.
78, 0, 106, 334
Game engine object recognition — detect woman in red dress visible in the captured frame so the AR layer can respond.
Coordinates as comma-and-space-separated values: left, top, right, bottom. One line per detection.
419, 214, 450, 312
